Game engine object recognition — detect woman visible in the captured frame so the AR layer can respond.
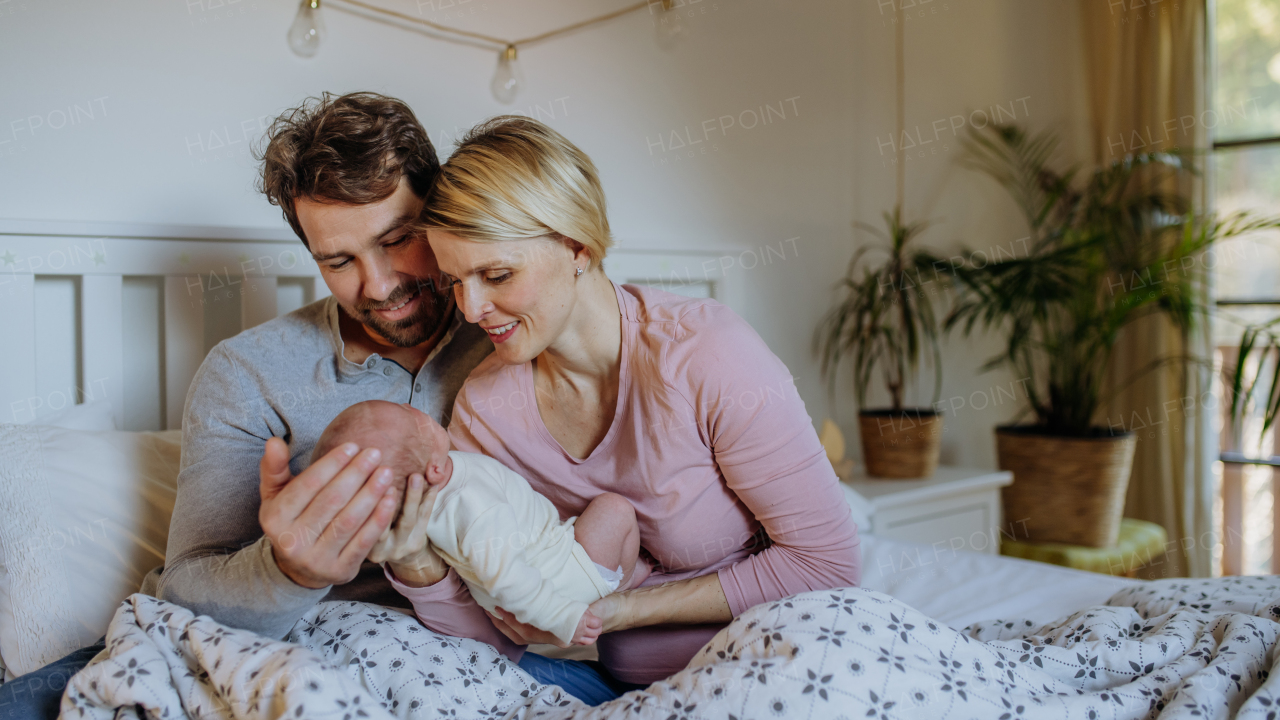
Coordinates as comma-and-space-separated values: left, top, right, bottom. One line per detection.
390, 116, 861, 705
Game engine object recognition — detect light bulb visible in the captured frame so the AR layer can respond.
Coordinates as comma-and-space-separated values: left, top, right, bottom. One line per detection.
491, 45, 523, 104
288, 0, 325, 58
654, 0, 688, 49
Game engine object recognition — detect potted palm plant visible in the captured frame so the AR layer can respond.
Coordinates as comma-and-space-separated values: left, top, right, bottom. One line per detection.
1226, 318, 1280, 454
815, 206, 944, 479
947, 123, 1280, 547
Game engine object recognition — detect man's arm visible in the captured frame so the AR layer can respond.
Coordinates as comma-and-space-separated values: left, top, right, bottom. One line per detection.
156, 345, 399, 638
156, 345, 321, 638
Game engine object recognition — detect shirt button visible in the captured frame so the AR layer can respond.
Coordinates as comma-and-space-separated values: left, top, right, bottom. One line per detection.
383, 367, 393, 377
414, 383, 423, 393
367, 358, 379, 369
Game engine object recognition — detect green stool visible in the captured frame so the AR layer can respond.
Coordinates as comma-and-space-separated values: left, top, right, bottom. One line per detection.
1001, 518, 1168, 577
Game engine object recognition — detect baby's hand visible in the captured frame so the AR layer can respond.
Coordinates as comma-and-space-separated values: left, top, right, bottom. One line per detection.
369, 474, 446, 586
571, 609, 603, 646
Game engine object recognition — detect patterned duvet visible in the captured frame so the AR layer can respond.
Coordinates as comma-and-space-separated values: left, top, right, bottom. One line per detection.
61, 576, 1280, 719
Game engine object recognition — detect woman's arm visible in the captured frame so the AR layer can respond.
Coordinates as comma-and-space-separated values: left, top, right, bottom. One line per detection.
486, 566, 737, 638
488, 570, 732, 644
596, 572, 731, 632
629, 305, 862, 622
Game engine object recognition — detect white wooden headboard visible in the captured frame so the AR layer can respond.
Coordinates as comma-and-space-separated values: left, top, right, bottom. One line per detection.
0, 221, 734, 431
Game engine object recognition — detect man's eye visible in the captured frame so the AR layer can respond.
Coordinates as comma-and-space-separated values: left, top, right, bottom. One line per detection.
487, 273, 512, 284
327, 259, 351, 270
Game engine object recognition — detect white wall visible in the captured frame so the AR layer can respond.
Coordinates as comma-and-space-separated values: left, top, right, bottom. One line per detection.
847, 0, 1094, 467
0, 0, 1090, 468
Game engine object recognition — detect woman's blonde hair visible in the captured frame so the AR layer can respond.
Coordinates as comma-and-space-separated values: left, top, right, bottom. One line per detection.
420, 116, 612, 269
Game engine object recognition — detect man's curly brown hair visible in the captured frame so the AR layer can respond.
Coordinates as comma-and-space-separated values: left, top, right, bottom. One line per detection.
256, 92, 441, 246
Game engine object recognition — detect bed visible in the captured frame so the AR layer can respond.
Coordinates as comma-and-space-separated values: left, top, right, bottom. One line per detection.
2, 223, 1275, 719
8, 407, 1278, 720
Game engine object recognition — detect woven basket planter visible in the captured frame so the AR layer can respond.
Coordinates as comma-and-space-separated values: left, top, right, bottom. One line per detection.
857, 409, 943, 479
996, 426, 1136, 548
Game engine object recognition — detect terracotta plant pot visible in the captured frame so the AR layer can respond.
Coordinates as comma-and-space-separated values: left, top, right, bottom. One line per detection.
996, 426, 1136, 548
857, 409, 944, 479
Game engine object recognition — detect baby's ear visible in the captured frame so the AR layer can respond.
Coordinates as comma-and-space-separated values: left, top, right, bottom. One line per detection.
427, 453, 452, 485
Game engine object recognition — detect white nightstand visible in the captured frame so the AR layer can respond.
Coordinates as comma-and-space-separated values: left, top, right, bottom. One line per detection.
839, 466, 1014, 554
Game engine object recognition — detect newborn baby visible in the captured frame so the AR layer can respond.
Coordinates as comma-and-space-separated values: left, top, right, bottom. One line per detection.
311, 400, 649, 646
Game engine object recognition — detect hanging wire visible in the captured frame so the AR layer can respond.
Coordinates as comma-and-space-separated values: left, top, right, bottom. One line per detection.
333, 0, 657, 51
894, 2, 905, 210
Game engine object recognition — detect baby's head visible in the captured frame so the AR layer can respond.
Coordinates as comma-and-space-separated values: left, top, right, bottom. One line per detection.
311, 400, 454, 491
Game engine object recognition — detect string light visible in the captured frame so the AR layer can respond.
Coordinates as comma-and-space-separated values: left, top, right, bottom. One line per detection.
287, 0, 325, 58
491, 45, 523, 105
654, 0, 688, 49
287, 0, 690, 103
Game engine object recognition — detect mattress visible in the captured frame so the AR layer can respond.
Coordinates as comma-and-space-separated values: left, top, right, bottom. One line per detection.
859, 532, 1141, 629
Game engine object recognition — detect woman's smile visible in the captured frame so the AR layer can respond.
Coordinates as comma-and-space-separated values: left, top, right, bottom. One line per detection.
483, 319, 521, 343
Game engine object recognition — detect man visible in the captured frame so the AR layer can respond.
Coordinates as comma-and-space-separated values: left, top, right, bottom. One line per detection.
0, 91, 499, 720
150, 90, 500, 637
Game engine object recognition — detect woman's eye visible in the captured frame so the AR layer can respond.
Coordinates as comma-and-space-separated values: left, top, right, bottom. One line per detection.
385, 235, 408, 248
486, 273, 512, 284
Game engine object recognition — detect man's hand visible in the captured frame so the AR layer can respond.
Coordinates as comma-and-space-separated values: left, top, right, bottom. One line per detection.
369, 473, 449, 587
570, 610, 603, 646
259, 437, 401, 590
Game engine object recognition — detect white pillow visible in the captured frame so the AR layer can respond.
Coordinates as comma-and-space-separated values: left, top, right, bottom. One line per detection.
0, 424, 181, 676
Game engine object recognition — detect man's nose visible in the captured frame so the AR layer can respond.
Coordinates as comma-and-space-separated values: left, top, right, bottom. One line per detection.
362, 257, 399, 302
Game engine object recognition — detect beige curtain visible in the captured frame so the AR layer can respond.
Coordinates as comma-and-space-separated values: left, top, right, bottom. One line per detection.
1079, 0, 1214, 578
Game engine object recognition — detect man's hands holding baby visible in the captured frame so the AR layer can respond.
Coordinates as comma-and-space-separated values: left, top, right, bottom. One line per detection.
259, 438, 402, 590
368, 473, 448, 587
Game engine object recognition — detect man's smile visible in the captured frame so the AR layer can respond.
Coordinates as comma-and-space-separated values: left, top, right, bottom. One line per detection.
371, 289, 422, 322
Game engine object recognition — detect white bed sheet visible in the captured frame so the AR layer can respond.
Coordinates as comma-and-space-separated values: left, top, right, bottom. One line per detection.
859, 532, 1140, 629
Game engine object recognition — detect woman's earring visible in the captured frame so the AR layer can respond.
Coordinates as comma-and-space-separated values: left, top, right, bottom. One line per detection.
575, 266, 584, 277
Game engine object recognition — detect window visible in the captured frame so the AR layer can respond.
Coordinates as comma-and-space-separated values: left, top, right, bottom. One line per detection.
1212, 0, 1280, 576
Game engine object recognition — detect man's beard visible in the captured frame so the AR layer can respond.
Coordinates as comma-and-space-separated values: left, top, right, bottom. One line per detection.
350, 278, 452, 348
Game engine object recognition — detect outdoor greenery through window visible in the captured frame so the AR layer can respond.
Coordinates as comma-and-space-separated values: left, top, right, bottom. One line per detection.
1212, 0, 1280, 576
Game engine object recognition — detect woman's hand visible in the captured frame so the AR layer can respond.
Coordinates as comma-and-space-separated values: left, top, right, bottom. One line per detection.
368, 473, 447, 587
486, 577, 644, 645
486, 607, 572, 648
587, 591, 632, 634
486, 593, 633, 647
590, 574, 730, 632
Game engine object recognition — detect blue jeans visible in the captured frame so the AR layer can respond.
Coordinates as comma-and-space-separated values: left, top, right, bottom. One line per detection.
517, 652, 648, 706
0, 639, 105, 720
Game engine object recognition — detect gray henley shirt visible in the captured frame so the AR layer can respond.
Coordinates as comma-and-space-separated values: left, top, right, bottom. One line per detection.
143, 296, 492, 639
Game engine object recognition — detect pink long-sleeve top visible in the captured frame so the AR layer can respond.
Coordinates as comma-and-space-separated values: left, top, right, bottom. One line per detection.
390, 282, 862, 684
